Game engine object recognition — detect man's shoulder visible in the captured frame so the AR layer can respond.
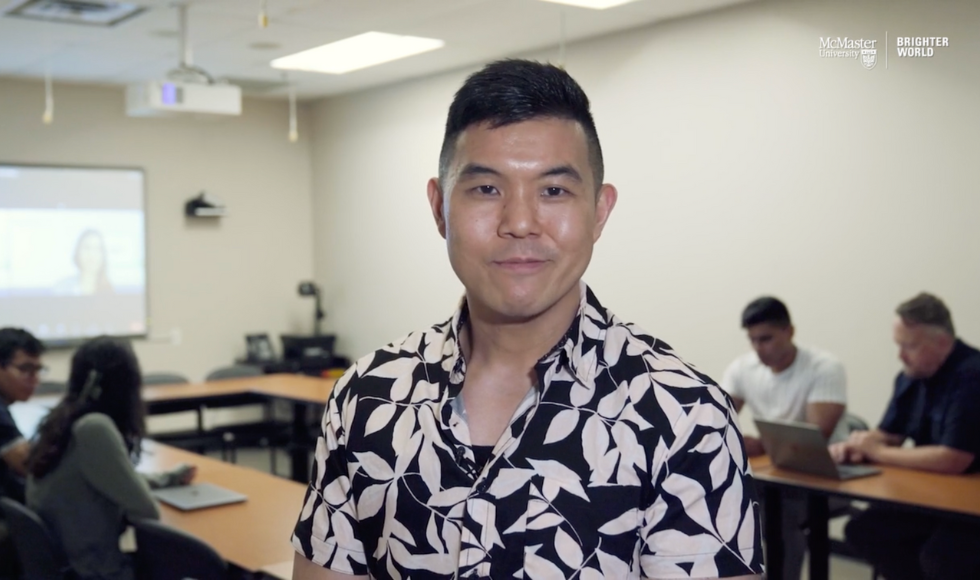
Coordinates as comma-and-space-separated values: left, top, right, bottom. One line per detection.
798, 346, 845, 372
603, 319, 720, 392
0, 399, 21, 441
333, 319, 454, 398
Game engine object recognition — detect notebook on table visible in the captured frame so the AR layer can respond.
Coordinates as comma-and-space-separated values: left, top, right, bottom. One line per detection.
755, 418, 881, 481
152, 483, 247, 511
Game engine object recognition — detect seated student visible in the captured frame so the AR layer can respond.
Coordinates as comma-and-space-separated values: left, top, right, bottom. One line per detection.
831, 293, 980, 580
721, 296, 847, 580
0, 329, 45, 580
0, 328, 46, 503
25, 337, 193, 580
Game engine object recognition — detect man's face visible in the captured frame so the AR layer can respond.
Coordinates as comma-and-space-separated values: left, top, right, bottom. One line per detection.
746, 322, 794, 369
893, 318, 951, 379
0, 350, 42, 403
428, 118, 616, 321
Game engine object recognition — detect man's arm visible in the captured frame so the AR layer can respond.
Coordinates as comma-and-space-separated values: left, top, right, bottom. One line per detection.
865, 444, 973, 474
0, 439, 29, 477
293, 552, 368, 580
805, 402, 845, 440
730, 396, 744, 414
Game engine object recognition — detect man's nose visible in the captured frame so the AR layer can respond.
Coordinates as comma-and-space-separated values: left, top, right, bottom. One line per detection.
498, 189, 540, 238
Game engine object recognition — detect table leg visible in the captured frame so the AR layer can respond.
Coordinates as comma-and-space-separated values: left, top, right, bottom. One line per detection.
763, 484, 784, 580
807, 494, 830, 580
290, 402, 311, 482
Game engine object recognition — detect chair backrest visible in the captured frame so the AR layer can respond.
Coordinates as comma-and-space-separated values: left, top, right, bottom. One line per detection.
205, 364, 263, 382
132, 518, 226, 580
142, 372, 191, 386
36, 380, 67, 396
842, 413, 870, 433
0, 498, 72, 580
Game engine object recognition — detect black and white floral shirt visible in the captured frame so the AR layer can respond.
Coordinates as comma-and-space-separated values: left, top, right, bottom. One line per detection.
292, 284, 764, 579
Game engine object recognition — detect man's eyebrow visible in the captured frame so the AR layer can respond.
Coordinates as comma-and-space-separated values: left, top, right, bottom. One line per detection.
541, 165, 583, 183
458, 163, 501, 179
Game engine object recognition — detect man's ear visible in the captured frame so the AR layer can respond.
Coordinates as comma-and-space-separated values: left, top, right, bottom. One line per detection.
592, 183, 618, 242
427, 178, 447, 239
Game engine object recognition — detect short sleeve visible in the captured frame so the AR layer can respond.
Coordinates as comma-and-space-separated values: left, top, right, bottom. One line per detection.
938, 373, 980, 459
719, 359, 744, 400
0, 404, 23, 453
640, 385, 764, 578
807, 357, 847, 405
878, 375, 910, 436
291, 373, 368, 576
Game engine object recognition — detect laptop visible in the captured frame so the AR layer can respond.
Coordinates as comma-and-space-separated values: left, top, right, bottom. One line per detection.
152, 483, 247, 511
755, 418, 881, 480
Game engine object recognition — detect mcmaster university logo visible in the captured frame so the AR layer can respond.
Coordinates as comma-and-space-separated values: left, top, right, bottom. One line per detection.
818, 37, 878, 70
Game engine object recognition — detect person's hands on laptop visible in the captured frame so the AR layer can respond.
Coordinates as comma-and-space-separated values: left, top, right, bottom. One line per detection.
829, 441, 865, 464
830, 429, 891, 463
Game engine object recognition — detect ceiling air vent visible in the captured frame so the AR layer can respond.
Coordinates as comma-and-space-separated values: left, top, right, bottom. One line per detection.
2, 0, 145, 27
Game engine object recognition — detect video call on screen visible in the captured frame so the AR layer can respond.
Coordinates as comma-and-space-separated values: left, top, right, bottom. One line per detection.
0, 164, 148, 342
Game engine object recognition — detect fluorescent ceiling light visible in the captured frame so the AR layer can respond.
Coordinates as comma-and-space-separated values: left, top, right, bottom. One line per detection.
271, 32, 444, 74
537, 0, 642, 9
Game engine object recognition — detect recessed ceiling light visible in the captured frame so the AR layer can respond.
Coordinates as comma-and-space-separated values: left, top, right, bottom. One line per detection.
249, 41, 281, 51
270, 31, 444, 74
537, 0, 642, 9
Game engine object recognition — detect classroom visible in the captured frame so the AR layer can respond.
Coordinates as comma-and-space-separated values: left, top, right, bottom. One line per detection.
1, 0, 978, 579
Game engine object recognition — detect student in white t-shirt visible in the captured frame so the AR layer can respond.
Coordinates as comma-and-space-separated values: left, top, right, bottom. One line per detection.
721, 296, 847, 580
722, 296, 847, 455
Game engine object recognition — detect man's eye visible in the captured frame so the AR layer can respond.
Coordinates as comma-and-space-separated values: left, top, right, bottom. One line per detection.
477, 185, 497, 195
544, 187, 565, 197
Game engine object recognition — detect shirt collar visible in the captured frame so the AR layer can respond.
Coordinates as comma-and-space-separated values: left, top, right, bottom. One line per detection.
443, 281, 607, 391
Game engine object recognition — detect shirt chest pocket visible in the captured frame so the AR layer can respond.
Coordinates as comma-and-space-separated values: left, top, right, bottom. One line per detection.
518, 472, 642, 580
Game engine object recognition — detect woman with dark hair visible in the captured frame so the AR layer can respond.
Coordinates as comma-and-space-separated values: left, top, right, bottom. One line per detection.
25, 337, 193, 580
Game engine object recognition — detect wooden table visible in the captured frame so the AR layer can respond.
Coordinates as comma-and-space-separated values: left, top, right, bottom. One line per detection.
142, 374, 336, 482
141, 373, 335, 405
749, 456, 980, 580
138, 440, 306, 574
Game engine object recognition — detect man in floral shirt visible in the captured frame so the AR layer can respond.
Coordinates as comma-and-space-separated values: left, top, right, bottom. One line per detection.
292, 59, 764, 580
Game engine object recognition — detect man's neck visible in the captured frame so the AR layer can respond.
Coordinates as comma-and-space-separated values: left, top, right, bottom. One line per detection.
462, 287, 581, 371
769, 345, 799, 374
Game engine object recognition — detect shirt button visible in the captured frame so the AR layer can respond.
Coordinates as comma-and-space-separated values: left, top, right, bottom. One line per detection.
454, 447, 466, 462
475, 479, 489, 494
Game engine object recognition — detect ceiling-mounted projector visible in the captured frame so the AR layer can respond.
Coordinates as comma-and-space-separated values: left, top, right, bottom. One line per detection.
126, 3, 241, 118
126, 81, 241, 117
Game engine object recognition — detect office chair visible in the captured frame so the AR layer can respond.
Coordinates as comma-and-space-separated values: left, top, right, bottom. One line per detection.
132, 518, 227, 580
142, 372, 190, 386
0, 498, 74, 580
205, 364, 263, 381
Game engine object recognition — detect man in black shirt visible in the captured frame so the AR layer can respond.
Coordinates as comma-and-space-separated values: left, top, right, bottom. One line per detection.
830, 293, 980, 580
0, 327, 45, 578
0, 327, 45, 502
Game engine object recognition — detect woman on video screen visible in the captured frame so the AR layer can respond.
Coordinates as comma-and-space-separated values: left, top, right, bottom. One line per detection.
53, 229, 114, 296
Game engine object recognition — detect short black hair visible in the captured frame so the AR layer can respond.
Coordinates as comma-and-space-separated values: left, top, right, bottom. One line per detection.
741, 297, 792, 329
0, 327, 44, 367
896, 293, 954, 335
438, 59, 604, 190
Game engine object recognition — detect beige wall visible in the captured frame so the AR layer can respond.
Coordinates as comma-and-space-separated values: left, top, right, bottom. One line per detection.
0, 78, 316, 382
310, 0, 980, 430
